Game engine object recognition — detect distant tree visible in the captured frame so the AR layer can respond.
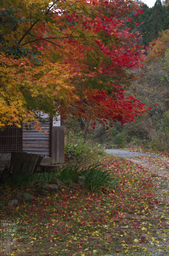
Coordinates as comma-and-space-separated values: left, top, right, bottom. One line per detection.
163, 5, 169, 30
146, 29, 169, 61
127, 0, 169, 46
150, 0, 164, 41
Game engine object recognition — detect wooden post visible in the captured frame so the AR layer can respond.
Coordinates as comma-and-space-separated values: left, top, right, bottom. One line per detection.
51, 126, 65, 164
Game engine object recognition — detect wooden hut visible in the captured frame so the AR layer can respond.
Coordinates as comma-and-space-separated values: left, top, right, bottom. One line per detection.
0, 114, 65, 172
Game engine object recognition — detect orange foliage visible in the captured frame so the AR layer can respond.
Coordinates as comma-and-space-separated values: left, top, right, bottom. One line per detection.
0, 0, 146, 129
146, 29, 169, 62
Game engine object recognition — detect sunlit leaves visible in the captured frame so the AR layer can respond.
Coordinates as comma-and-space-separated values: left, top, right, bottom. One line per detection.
0, 54, 77, 128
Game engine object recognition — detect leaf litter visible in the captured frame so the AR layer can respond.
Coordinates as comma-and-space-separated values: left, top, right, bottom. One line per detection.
0, 152, 169, 256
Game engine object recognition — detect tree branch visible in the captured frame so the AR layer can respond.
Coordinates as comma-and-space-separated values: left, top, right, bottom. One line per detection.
18, 1, 58, 45
44, 39, 73, 55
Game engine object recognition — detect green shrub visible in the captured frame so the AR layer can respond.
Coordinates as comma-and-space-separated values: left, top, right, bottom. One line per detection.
29, 169, 57, 185
113, 131, 127, 148
56, 164, 80, 185
5, 165, 34, 187
5, 167, 57, 188
80, 164, 119, 192
65, 131, 104, 166
56, 164, 119, 193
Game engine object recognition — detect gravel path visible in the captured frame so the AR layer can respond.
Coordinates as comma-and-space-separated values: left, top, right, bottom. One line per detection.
105, 149, 161, 159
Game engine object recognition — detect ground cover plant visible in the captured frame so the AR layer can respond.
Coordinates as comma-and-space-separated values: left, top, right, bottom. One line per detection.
1, 153, 169, 256
56, 164, 119, 193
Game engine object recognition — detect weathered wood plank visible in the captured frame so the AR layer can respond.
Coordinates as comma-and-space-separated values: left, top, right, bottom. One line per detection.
23, 142, 49, 146
23, 144, 49, 148
9, 152, 43, 178
51, 126, 64, 164
25, 152, 49, 155
23, 148, 50, 152
23, 120, 51, 156
23, 140, 49, 144
23, 135, 50, 137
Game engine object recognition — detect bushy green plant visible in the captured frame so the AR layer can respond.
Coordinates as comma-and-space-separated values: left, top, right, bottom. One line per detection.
80, 164, 119, 192
5, 165, 33, 187
5, 167, 57, 188
56, 164, 80, 185
29, 168, 57, 185
65, 131, 89, 158
65, 131, 104, 166
56, 163, 119, 192
113, 131, 127, 148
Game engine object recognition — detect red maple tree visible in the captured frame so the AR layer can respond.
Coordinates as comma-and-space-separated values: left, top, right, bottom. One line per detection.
0, 0, 146, 128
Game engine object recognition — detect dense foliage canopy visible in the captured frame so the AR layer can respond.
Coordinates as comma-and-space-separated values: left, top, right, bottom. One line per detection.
0, 0, 146, 129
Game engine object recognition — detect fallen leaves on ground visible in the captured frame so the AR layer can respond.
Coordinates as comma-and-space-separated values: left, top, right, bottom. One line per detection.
0, 153, 169, 256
